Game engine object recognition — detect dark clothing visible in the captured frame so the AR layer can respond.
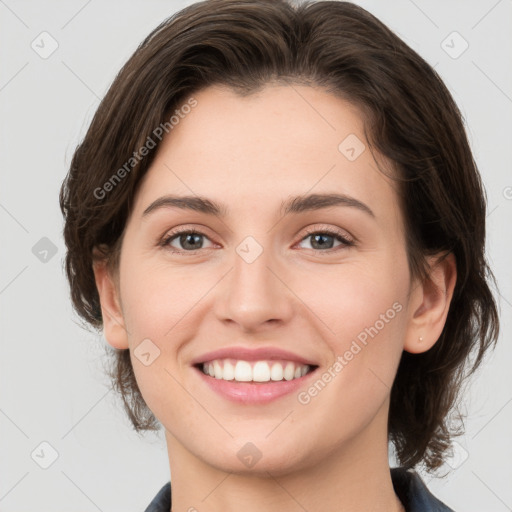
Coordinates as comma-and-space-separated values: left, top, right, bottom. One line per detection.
144, 466, 454, 511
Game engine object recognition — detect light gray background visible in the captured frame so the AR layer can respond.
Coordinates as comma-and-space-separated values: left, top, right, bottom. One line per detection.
1, 0, 511, 511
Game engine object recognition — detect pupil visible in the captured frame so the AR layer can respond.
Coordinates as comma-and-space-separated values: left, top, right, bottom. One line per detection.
182, 233, 202, 250
312, 234, 332, 249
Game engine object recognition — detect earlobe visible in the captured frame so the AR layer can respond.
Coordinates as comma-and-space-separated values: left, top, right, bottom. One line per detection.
92, 249, 129, 350
403, 252, 457, 354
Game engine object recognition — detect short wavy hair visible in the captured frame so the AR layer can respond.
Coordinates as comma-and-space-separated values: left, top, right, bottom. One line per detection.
59, 0, 500, 474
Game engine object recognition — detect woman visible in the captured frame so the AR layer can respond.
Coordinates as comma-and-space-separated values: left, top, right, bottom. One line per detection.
59, 1, 500, 511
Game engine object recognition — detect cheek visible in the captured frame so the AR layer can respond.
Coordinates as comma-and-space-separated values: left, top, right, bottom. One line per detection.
302, 259, 406, 344
120, 258, 202, 424
120, 257, 200, 340
295, 269, 407, 442
298, 258, 408, 403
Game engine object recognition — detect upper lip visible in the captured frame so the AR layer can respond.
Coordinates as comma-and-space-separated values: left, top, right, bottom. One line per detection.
191, 346, 319, 367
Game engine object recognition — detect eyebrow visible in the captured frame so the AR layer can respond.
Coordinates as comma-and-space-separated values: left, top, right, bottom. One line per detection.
142, 192, 375, 219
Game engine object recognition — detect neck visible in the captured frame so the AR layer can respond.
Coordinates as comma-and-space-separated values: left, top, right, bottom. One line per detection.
164, 402, 404, 512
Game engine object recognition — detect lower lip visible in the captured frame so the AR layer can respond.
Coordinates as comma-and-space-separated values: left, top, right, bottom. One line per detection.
193, 366, 318, 404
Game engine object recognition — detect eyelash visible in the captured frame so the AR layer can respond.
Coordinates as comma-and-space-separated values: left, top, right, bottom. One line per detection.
159, 226, 355, 255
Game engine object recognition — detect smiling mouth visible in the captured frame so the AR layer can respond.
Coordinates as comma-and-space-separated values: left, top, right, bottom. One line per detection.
194, 359, 319, 383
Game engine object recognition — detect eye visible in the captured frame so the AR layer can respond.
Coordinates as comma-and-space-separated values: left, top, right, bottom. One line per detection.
159, 226, 355, 255
296, 228, 355, 253
160, 228, 215, 254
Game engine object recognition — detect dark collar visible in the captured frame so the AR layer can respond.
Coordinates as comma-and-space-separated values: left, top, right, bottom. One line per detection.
144, 467, 455, 512
390, 467, 455, 511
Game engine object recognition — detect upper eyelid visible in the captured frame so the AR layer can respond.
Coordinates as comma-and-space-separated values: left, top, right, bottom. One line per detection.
301, 226, 354, 242
163, 224, 352, 239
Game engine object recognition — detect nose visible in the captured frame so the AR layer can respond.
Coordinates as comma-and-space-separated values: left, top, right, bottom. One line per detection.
214, 236, 294, 333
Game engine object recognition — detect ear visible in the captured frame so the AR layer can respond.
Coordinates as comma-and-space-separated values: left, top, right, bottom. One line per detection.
403, 252, 457, 354
92, 247, 129, 350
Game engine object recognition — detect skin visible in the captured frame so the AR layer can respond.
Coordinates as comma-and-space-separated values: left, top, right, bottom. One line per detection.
93, 84, 456, 512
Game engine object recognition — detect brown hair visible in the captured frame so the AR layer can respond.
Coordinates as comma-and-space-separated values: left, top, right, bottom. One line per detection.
59, 0, 500, 473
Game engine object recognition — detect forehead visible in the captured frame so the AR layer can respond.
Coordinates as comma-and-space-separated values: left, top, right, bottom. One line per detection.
131, 84, 402, 230
169, 83, 367, 165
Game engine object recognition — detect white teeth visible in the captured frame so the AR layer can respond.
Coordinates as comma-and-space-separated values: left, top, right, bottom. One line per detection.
213, 360, 223, 379
283, 362, 295, 381
253, 361, 270, 382
234, 361, 252, 382
270, 363, 283, 381
201, 359, 312, 382
223, 360, 235, 380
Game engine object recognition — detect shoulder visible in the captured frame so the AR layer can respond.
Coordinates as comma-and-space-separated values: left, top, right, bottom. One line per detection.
391, 467, 455, 512
143, 481, 171, 512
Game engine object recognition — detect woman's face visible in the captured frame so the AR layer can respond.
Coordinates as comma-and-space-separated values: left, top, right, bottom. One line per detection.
98, 84, 426, 475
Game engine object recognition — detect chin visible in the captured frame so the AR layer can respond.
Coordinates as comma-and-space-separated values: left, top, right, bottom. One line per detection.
198, 438, 315, 477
